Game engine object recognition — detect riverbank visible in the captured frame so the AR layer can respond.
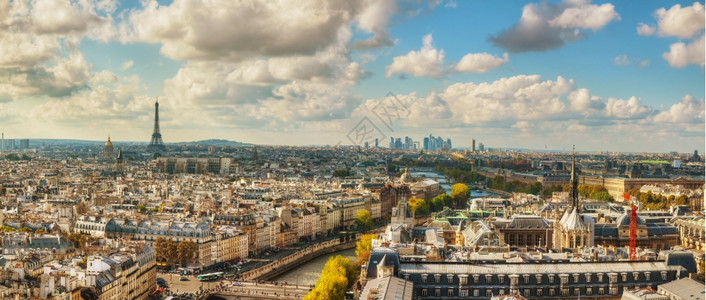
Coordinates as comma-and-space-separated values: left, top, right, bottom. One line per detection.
240, 236, 358, 281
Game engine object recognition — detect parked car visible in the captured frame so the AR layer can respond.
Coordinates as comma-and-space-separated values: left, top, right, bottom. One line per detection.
179, 277, 189, 281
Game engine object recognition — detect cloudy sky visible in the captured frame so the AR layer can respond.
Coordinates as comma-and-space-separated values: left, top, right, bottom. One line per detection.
0, 0, 703, 153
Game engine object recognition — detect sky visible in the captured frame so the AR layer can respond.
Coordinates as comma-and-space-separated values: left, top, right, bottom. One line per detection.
0, 0, 704, 153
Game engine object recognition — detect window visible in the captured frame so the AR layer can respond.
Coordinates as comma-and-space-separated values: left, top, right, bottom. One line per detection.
632, 272, 639, 281
610, 287, 618, 295
518, 234, 523, 245
473, 289, 479, 297
549, 288, 555, 296
644, 272, 651, 281
609, 273, 618, 283
435, 289, 440, 297
597, 273, 604, 282
434, 274, 441, 283
473, 275, 479, 284
421, 289, 428, 296
421, 274, 428, 283
448, 289, 454, 297
621, 273, 628, 282
535, 274, 542, 283
586, 287, 592, 295
460, 276, 468, 285
447, 274, 454, 284
498, 275, 505, 284
509, 234, 515, 245
523, 274, 530, 283
485, 274, 492, 283
536, 235, 541, 245
537, 288, 543, 296
486, 289, 492, 297
574, 288, 580, 296
661, 271, 668, 280
560, 274, 569, 285
524, 289, 531, 296
585, 273, 592, 283
561, 288, 569, 296
404, 274, 410, 280
460, 289, 468, 297
572, 274, 579, 283
499, 289, 505, 295
548, 274, 555, 283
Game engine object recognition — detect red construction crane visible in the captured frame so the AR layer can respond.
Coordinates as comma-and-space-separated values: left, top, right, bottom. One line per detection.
623, 193, 637, 261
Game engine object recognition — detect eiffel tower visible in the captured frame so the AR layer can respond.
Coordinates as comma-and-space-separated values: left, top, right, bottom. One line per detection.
147, 98, 166, 152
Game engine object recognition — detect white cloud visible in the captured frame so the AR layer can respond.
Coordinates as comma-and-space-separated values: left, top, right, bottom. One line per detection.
638, 59, 650, 67
567, 88, 605, 111
548, 2, 619, 30
386, 34, 445, 78
440, 75, 572, 123
489, 0, 619, 52
636, 22, 655, 36
120, 0, 420, 61
454, 52, 508, 73
654, 95, 705, 124
605, 96, 652, 119
30, 0, 104, 34
654, 2, 705, 39
613, 55, 630, 66
121, 60, 134, 70
662, 34, 705, 68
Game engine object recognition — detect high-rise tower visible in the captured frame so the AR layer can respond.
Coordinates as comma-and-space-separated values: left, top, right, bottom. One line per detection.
147, 98, 166, 152
570, 145, 579, 211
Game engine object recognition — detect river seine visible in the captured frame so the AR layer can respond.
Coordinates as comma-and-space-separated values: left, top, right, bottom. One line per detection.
270, 249, 356, 286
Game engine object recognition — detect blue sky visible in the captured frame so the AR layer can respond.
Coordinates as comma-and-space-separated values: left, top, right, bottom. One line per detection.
0, 0, 703, 153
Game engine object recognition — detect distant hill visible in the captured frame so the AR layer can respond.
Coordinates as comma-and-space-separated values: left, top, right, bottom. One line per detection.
175, 139, 253, 147
26, 139, 251, 147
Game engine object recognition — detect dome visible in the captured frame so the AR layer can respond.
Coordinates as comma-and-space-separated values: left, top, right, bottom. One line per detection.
400, 167, 412, 182
616, 209, 645, 227
105, 136, 113, 147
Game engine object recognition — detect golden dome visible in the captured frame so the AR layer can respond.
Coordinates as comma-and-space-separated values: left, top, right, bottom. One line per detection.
105, 136, 113, 147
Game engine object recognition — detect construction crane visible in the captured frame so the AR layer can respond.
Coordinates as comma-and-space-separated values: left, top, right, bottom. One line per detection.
623, 192, 638, 260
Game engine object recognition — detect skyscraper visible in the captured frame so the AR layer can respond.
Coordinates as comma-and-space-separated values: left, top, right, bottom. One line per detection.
471, 139, 475, 152
147, 98, 166, 152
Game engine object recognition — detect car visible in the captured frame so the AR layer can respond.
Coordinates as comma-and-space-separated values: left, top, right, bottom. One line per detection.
179, 277, 189, 281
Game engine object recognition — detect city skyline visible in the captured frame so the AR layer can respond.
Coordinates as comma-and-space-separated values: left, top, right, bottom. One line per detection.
0, 0, 704, 153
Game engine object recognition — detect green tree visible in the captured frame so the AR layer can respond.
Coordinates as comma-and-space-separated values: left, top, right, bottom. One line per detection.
430, 194, 453, 211
450, 183, 470, 209
18, 227, 33, 233
332, 169, 350, 177
675, 195, 689, 206
137, 204, 147, 212
354, 209, 373, 232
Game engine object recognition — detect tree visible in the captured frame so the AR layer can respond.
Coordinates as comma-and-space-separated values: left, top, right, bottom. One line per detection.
430, 194, 453, 211
18, 227, 33, 233
165, 239, 178, 267
304, 255, 356, 300
177, 240, 198, 266
407, 197, 429, 217
137, 204, 147, 212
450, 183, 470, 209
355, 234, 375, 265
354, 209, 373, 232
332, 169, 350, 178
154, 237, 167, 264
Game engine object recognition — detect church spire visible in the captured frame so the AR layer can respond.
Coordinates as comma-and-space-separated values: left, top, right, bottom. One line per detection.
570, 145, 579, 212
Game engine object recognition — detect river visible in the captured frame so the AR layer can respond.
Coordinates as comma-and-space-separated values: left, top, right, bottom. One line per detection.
270, 248, 356, 286
409, 170, 497, 198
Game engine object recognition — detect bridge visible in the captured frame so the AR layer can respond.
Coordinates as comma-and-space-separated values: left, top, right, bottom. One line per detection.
203, 281, 312, 300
